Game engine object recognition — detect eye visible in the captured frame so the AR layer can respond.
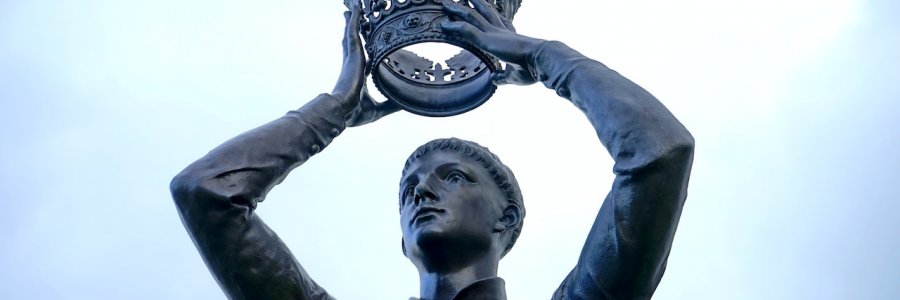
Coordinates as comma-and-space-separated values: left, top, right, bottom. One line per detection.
401, 186, 415, 203
445, 170, 469, 183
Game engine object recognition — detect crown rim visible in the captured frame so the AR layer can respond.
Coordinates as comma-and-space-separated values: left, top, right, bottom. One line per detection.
363, 0, 503, 117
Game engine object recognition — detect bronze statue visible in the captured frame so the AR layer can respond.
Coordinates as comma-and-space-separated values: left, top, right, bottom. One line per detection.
170, 0, 695, 299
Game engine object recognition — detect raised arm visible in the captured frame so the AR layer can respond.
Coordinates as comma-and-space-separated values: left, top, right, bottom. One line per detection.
441, 1, 694, 299
533, 41, 694, 300
170, 95, 345, 300
169, 3, 398, 299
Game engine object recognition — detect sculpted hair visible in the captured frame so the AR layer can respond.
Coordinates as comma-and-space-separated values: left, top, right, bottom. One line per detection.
402, 137, 525, 256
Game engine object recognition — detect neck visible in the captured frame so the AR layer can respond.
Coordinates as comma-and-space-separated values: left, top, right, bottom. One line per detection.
416, 257, 499, 300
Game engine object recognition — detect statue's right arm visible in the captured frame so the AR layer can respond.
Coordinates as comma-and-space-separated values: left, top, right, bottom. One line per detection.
169, 95, 347, 300
168, 3, 394, 299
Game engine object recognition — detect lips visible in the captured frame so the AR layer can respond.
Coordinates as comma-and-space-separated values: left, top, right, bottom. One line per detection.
411, 207, 445, 224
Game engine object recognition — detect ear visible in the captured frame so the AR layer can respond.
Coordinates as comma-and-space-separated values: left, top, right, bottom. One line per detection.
494, 204, 521, 232
401, 237, 408, 257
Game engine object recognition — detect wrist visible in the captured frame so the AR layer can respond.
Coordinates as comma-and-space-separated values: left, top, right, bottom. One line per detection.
528, 40, 597, 98
328, 90, 358, 112
301, 93, 353, 127
522, 38, 549, 66
527, 40, 563, 82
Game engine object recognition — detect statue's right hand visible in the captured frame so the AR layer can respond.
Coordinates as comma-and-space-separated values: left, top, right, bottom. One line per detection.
332, 0, 400, 127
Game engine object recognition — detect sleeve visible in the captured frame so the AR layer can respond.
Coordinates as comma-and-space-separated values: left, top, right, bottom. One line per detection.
169, 94, 348, 300
530, 41, 695, 300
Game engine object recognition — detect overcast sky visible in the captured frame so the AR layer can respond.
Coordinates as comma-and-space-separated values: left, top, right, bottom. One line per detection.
1, 0, 898, 299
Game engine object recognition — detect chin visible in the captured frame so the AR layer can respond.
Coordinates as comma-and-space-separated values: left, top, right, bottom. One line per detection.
411, 223, 450, 248
409, 227, 493, 268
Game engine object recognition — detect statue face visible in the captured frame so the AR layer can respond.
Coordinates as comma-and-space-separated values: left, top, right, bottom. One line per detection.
399, 150, 506, 271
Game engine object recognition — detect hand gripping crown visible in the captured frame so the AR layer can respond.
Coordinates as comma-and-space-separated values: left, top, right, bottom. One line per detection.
360, 0, 517, 117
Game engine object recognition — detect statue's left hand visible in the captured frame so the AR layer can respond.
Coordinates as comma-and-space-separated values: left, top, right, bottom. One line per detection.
440, 0, 546, 86
333, 0, 400, 127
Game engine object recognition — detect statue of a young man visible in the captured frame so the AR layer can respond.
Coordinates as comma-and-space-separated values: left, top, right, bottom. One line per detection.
170, 1, 695, 299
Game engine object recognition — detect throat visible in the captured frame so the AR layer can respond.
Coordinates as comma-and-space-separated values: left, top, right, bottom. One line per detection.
412, 232, 495, 274
417, 260, 501, 300
417, 275, 508, 300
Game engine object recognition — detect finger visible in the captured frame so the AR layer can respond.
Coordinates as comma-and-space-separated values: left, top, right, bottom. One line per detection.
343, 0, 361, 32
491, 70, 510, 86
501, 16, 516, 32
344, 0, 361, 11
342, 10, 353, 41
344, 8, 364, 55
440, 20, 483, 44
494, 64, 537, 86
374, 99, 401, 118
342, 11, 352, 57
442, 1, 492, 31
468, 0, 504, 26
346, 93, 401, 127
348, 0, 362, 23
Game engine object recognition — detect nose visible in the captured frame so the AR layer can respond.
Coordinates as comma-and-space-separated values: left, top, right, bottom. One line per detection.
414, 180, 438, 206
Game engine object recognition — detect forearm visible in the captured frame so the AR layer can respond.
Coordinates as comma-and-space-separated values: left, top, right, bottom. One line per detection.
531, 41, 694, 172
171, 93, 348, 207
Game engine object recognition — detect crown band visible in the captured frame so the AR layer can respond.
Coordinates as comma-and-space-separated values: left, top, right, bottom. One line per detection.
363, 0, 502, 117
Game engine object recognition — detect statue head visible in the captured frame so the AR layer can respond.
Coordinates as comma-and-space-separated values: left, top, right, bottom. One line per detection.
399, 138, 524, 273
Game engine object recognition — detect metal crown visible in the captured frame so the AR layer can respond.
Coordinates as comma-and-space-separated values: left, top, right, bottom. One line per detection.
360, 0, 506, 117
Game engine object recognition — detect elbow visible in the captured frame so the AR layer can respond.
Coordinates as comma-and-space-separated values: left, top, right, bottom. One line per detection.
665, 119, 695, 157
613, 133, 694, 176
657, 122, 695, 167
669, 132, 695, 163
170, 166, 260, 213
169, 169, 199, 209
658, 134, 695, 173
168, 173, 197, 224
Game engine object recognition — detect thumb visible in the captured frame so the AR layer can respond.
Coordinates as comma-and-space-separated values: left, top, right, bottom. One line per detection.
374, 99, 401, 118
362, 87, 401, 118
491, 69, 511, 86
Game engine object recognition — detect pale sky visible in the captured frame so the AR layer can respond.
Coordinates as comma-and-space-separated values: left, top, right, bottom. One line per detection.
1, 0, 898, 299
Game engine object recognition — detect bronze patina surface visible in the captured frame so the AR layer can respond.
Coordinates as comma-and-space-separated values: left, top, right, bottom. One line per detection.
171, 1, 694, 299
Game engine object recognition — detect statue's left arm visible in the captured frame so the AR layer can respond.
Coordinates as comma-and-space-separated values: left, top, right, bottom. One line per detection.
441, 1, 694, 299
534, 41, 694, 300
